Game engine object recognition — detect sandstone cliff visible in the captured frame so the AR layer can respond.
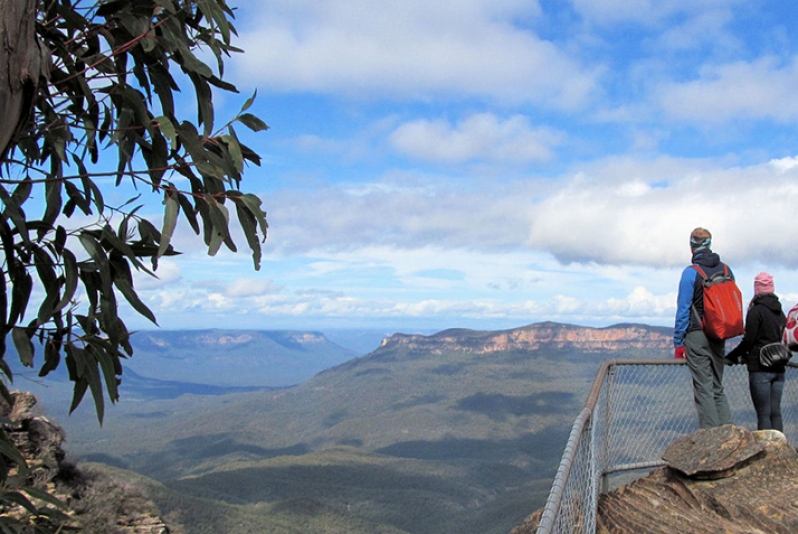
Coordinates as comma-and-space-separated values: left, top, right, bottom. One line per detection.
380, 322, 672, 355
0, 391, 177, 533
511, 424, 798, 534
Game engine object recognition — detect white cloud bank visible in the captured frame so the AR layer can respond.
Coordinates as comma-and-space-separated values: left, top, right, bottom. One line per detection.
389, 114, 564, 163
231, 0, 596, 107
261, 155, 798, 269
657, 56, 798, 124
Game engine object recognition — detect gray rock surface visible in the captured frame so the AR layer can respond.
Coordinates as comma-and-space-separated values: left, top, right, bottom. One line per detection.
661, 424, 766, 478
510, 425, 798, 534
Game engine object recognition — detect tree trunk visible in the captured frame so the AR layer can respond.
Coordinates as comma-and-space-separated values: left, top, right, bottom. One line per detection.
0, 0, 47, 163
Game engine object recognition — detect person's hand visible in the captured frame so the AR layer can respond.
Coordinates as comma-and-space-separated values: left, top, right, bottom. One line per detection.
725, 353, 742, 366
674, 346, 686, 359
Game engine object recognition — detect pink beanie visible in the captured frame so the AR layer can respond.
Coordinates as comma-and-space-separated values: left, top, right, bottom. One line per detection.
754, 272, 775, 295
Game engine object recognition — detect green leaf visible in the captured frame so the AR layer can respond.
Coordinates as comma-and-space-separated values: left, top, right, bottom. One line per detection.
158, 192, 179, 258
10, 328, 33, 368
78, 232, 112, 295
223, 131, 243, 173
53, 249, 79, 314
0, 433, 27, 475
240, 193, 269, 238
44, 178, 63, 226
238, 113, 269, 132
240, 89, 257, 113
0, 186, 29, 245
92, 346, 120, 403
234, 201, 261, 270
154, 116, 177, 150
85, 354, 105, 424
0, 491, 38, 516
177, 192, 200, 235
11, 177, 32, 206
113, 266, 158, 325
0, 357, 13, 383
39, 339, 61, 377
206, 197, 230, 256
20, 486, 65, 509
8, 267, 32, 328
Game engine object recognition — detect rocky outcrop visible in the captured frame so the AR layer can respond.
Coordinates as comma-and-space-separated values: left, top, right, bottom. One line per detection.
0, 391, 177, 534
598, 425, 798, 533
381, 322, 672, 354
510, 425, 798, 534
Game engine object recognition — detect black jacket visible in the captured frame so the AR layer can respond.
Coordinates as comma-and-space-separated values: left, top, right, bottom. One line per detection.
726, 293, 787, 373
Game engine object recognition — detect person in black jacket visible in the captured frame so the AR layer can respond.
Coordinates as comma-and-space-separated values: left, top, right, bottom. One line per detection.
726, 272, 788, 431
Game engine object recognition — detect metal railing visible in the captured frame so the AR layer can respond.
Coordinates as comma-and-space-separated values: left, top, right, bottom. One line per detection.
535, 359, 798, 534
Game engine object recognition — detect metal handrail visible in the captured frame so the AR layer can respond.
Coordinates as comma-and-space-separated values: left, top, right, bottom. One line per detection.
535, 359, 798, 534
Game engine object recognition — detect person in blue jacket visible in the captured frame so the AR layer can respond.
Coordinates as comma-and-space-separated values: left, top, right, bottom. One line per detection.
673, 227, 734, 429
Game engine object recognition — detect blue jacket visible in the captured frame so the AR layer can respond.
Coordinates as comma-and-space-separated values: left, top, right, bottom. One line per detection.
674, 251, 734, 348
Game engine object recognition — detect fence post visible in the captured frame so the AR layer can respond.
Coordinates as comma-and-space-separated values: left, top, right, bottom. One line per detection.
600, 364, 617, 494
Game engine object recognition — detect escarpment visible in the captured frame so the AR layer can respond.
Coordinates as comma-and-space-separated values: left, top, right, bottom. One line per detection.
380, 322, 672, 354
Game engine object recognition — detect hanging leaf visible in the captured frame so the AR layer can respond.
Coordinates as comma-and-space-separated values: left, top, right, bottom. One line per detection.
238, 113, 269, 132
158, 191, 179, 258
10, 328, 34, 368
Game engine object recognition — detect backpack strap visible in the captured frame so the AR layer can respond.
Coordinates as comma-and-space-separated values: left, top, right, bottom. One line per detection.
691, 264, 707, 279
691, 263, 730, 281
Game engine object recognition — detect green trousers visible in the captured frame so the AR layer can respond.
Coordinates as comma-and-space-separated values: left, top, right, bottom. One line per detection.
685, 330, 732, 429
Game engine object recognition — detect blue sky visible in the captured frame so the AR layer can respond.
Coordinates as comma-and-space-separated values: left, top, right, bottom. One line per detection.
125, 0, 798, 334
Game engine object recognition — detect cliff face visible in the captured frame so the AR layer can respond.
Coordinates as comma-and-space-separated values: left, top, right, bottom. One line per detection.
1, 392, 177, 534
379, 322, 672, 355
511, 425, 798, 534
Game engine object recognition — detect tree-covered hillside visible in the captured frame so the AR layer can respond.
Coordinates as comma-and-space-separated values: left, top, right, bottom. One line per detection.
53, 322, 672, 534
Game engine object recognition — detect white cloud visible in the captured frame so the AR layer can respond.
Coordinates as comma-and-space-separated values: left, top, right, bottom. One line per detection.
133, 259, 182, 290
232, 0, 596, 107
389, 114, 564, 163
570, 0, 741, 27
226, 278, 282, 297
262, 155, 798, 270
525, 157, 798, 267
656, 56, 798, 123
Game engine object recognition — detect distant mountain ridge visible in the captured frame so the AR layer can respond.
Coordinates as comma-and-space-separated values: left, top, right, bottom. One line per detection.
121, 328, 358, 388
378, 322, 673, 354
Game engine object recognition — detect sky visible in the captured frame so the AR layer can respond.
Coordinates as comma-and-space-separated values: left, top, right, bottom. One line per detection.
125, 0, 798, 335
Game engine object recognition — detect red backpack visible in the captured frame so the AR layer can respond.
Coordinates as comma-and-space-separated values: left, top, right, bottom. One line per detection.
692, 264, 744, 340
783, 302, 798, 351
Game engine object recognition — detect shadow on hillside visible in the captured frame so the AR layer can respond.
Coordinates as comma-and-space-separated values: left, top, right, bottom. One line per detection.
375, 426, 569, 463
111, 433, 314, 480
164, 439, 564, 534
454, 391, 576, 421
167, 433, 310, 460
167, 460, 482, 534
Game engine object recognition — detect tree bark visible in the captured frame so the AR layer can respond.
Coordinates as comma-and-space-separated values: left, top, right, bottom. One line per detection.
0, 0, 47, 163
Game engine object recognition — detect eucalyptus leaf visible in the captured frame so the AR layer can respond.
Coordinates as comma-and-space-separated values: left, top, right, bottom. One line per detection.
10, 328, 33, 368
238, 113, 269, 132
158, 192, 179, 258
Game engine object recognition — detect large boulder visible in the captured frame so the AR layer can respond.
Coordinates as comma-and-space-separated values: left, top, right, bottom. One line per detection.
661, 424, 766, 478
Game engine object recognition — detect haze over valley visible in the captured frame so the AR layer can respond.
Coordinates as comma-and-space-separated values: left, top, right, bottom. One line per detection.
17, 322, 673, 534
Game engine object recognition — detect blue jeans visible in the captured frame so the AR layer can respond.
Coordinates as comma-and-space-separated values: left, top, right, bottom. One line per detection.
749, 371, 785, 431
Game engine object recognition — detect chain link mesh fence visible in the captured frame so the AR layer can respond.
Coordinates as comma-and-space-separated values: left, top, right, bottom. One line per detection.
535, 359, 798, 534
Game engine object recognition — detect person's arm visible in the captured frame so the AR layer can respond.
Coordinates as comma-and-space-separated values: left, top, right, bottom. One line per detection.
674, 266, 696, 350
